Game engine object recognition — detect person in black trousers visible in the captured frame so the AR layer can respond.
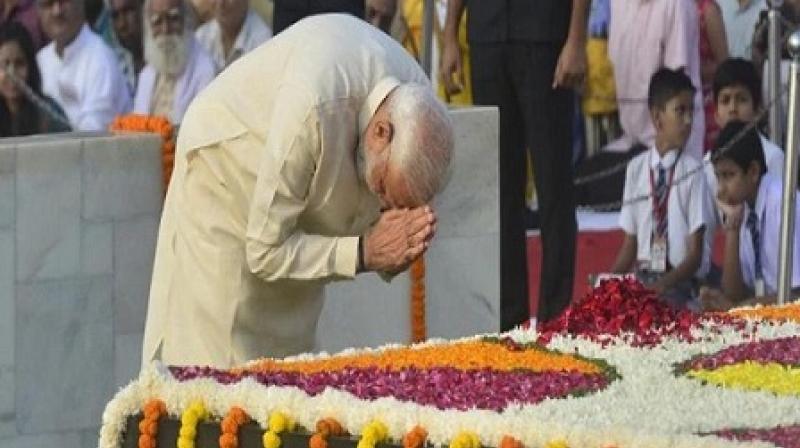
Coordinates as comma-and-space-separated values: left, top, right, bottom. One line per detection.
272, 0, 364, 34
273, 0, 398, 35
441, 0, 589, 329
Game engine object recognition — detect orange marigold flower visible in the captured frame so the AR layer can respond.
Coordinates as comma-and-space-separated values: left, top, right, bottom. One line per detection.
309, 433, 328, 448
500, 436, 523, 448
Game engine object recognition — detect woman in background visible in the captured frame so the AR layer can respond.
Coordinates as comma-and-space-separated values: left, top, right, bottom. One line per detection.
0, 22, 70, 137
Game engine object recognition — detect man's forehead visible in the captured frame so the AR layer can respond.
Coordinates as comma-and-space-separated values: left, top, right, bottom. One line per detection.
150, 0, 180, 12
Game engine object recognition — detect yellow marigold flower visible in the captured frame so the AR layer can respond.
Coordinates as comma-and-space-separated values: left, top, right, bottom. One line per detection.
269, 412, 292, 433
545, 439, 569, 448
688, 362, 800, 396
263, 430, 281, 448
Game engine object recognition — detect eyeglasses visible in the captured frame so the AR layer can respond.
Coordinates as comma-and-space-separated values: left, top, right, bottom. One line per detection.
149, 8, 183, 29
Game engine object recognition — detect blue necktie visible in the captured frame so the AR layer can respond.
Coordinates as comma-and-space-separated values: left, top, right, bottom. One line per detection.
654, 164, 668, 238
746, 209, 763, 280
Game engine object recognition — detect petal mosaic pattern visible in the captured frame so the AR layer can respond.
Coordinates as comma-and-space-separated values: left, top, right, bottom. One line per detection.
169, 339, 618, 411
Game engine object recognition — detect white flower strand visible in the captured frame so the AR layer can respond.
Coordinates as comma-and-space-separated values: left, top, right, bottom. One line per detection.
99, 321, 800, 448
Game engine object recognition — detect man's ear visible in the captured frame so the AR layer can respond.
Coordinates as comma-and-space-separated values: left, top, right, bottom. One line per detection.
746, 160, 762, 180
374, 120, 394, 145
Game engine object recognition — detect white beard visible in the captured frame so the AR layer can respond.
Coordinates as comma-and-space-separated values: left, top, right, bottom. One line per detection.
145, 32, 190, 77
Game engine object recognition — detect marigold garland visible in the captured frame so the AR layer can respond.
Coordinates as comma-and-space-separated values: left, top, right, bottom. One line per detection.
309, 418, 345, 448
357, 420, 389, 448
263, 411, 295, 448
499, 436, 523, 448
220, 406, 250, 448
544, 440, 569, 448
242, 341, 602, 376
410, 257, 426, 343
110, 114, 176, 193
449, 431, 480, 448
137, 399, 166, 448
177, 401, 209, 448
688, 362, 800, 396
728, 302, 800, 323
402, 426, 428, 448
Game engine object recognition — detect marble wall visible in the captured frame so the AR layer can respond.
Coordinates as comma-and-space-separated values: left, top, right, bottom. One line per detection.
0, 133, 162, 447
316, 107, 500, 352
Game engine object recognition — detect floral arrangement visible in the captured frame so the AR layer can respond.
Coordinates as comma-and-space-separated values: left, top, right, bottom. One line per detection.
109, 114, 176, 193
100, 279, 800, 448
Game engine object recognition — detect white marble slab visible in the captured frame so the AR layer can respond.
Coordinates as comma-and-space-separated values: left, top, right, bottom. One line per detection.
114, 216, 159, 334
114, 333, 143, 389
0, 146, 14, 229
15, 140, 82, 282
82, 222, 113, 276
424, 234, 500, 338
16, 277, 114, 434
0, 364, 13, 439
82, 135, 162, 222
0, 231, 13, 366
0, 429, 97, 448
317, 272, 411, 353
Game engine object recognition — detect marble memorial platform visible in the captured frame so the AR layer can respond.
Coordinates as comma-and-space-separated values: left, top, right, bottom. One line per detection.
0, 106, 500, 447
0, 132, 163, 448
317, 106, 501, 352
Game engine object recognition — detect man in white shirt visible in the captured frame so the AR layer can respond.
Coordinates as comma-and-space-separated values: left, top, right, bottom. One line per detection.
195, 0, 271, 72
133, 0, 215, 123
142, 14, 454, 368
36, 0, 132, 131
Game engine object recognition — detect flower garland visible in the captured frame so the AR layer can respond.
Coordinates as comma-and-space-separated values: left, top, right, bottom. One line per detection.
137, 399, 166, 448
309, 418, 345, 448
402, 426, 428, 448
450, 431, 480, 448
263, 411, 295, 448
357, 420, 389, 448
410, 257, 426, 343
499, 436, 523, 448
177, 401, 208, 448
109, 114, 176, 193
220, 406, 250, 448
729, 301, 800, 323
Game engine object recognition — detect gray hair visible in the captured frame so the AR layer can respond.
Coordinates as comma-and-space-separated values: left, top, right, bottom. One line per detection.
142, 0, 195, 34
387, 83, 454, 206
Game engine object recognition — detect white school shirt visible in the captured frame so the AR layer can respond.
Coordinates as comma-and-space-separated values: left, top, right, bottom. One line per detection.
739, 172, 800, 295
195, 9, 272, 72
620, 147, 712, 277
36, 24, 132, 131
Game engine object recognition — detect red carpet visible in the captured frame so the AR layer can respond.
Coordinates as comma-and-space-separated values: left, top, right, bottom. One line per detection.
527, 230, 726, 316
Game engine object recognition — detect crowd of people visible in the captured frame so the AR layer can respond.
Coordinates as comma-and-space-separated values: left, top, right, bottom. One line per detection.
1, 0, 800, 328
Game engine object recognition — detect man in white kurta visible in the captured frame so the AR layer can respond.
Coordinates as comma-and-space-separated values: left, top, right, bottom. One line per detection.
142, 14, 443, 368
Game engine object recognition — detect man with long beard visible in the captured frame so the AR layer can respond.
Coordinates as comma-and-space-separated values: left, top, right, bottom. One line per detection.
132, 0, 215, 124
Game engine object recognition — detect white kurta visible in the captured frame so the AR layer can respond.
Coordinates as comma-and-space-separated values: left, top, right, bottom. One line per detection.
37, 24, 132, 131
142, 14, 429, 368
195, 9, 272, 72
133, 37, 217, 124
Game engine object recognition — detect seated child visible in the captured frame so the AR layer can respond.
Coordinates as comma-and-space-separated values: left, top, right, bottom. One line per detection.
700, 121, 800, 311
611, 68, 713, 308
704, 58, 785, 222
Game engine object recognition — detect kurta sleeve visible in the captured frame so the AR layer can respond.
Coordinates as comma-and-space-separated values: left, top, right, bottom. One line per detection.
244, 88, 359, 283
